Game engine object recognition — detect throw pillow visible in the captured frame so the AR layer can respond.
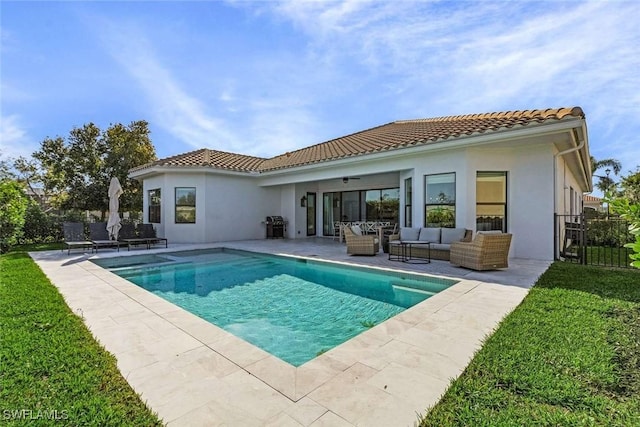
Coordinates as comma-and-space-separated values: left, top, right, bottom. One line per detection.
419, 227, 441, 243
441, 228, 467, 244
400, 227, 420, 241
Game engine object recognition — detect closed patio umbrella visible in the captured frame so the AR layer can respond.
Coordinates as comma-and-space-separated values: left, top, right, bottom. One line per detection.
106, 177, 123, 240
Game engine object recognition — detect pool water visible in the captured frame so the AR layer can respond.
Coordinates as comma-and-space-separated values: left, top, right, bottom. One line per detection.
94, 249, 456, 366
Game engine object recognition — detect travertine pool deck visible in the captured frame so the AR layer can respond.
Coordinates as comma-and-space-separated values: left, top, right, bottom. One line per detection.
31, 239, 551, 426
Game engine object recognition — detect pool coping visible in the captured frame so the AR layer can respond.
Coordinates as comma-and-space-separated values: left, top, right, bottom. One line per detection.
31, 243, 537, 426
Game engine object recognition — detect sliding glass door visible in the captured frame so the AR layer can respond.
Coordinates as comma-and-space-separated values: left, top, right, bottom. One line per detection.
321, 188, 399, 236
306, 192, 316, 236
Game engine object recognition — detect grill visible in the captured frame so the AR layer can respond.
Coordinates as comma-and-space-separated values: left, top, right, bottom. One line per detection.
265, 216, 286, 239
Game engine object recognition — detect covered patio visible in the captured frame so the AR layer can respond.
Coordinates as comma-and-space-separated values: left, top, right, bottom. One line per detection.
31, 238, 550, 426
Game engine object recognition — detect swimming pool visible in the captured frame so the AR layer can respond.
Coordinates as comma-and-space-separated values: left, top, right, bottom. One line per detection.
93, 248, 457, 366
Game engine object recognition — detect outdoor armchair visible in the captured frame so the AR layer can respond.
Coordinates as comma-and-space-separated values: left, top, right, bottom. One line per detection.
344, 225, 379, 256
450, 232, 512, 271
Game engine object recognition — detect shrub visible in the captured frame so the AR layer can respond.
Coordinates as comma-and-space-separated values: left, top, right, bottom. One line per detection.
586, 218, 633, 247
21, 202, 53, 243
609, 197, 640, 268
0, 180, 29, 252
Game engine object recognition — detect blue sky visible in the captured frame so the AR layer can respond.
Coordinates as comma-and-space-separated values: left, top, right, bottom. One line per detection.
2, 1, 639, 184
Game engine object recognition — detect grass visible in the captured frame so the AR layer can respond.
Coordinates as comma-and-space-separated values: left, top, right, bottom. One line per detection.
0, 245, 163, 426
420, 262, 640, 426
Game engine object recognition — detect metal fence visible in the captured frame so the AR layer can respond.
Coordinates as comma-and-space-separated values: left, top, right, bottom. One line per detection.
555, 213, 635, 268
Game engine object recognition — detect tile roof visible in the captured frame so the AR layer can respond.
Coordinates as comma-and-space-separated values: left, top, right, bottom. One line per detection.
132, 107, 584, 174
584, 195, 602, 202
130, 148, 266, 173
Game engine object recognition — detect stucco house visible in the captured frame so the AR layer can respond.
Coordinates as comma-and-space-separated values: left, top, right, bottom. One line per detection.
583, 194, 604, 212
128, 107, 592, 261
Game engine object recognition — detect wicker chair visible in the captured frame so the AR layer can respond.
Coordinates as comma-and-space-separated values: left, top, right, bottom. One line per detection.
344, 225, 379, 256
450, 232, 512, 270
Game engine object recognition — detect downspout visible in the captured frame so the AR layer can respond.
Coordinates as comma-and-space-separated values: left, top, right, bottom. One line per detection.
553, 127, 586, 259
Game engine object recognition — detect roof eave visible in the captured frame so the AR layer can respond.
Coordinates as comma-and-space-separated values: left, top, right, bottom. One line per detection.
128, 164, 257, 181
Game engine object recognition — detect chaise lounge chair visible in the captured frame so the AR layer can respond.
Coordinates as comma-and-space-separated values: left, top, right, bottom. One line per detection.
118, 223, 149, 251
62, 222, 93, 255
344, 225, 379, 255
450, 231, 512, 270
89, 222, 122, 252
137, 223, 168, 249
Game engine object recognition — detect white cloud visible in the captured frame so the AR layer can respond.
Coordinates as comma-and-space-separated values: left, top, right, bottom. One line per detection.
96, 20, 242, 152
0, 114, 38, 160
84, 1, 639, 168
260, 0, 640, 167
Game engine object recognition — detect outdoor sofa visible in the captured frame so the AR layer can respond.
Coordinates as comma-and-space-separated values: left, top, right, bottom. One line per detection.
388, 227, 472, 261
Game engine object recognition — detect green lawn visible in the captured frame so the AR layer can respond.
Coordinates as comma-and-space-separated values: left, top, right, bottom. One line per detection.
420, 262, 640, 426
0, 246, 163, 426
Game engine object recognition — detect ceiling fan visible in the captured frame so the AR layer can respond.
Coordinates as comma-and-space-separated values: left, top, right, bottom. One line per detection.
342, 176, 361, 184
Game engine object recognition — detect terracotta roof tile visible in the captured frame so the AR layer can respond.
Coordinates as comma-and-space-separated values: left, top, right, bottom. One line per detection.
258, 107, 584, 171
130, 148, 266, 173
132, 107, 584, 174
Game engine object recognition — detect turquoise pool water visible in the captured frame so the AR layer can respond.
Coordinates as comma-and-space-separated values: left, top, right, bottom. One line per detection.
93, 248, 457, 366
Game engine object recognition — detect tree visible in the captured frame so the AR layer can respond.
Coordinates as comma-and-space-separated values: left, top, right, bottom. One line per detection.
32, 121, 156, 218
0, 179, 29, 252
13, 156, 46, 208
590, 156, 622, 193
619, 167, 640, 205
0, 150, 16, 180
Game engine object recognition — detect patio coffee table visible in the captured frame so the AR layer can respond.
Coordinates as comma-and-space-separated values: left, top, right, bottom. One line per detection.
388, 241, 431, 264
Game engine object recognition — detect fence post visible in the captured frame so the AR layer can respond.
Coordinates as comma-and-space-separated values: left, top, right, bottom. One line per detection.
554, 213, 558, 261
579, 214, 587, 265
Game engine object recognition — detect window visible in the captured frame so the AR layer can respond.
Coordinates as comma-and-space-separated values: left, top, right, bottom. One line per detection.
404, 178, 412, 227
175, 187, 196, 223
425, 173, 455, 228
476, 172, 507, 232
148, 189, 161, 223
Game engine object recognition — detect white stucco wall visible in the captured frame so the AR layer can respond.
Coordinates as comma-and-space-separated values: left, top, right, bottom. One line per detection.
257, 141, 565, 260
137, 129, 587, 261
203, 174, 282, 242
142, 172, 281, 243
